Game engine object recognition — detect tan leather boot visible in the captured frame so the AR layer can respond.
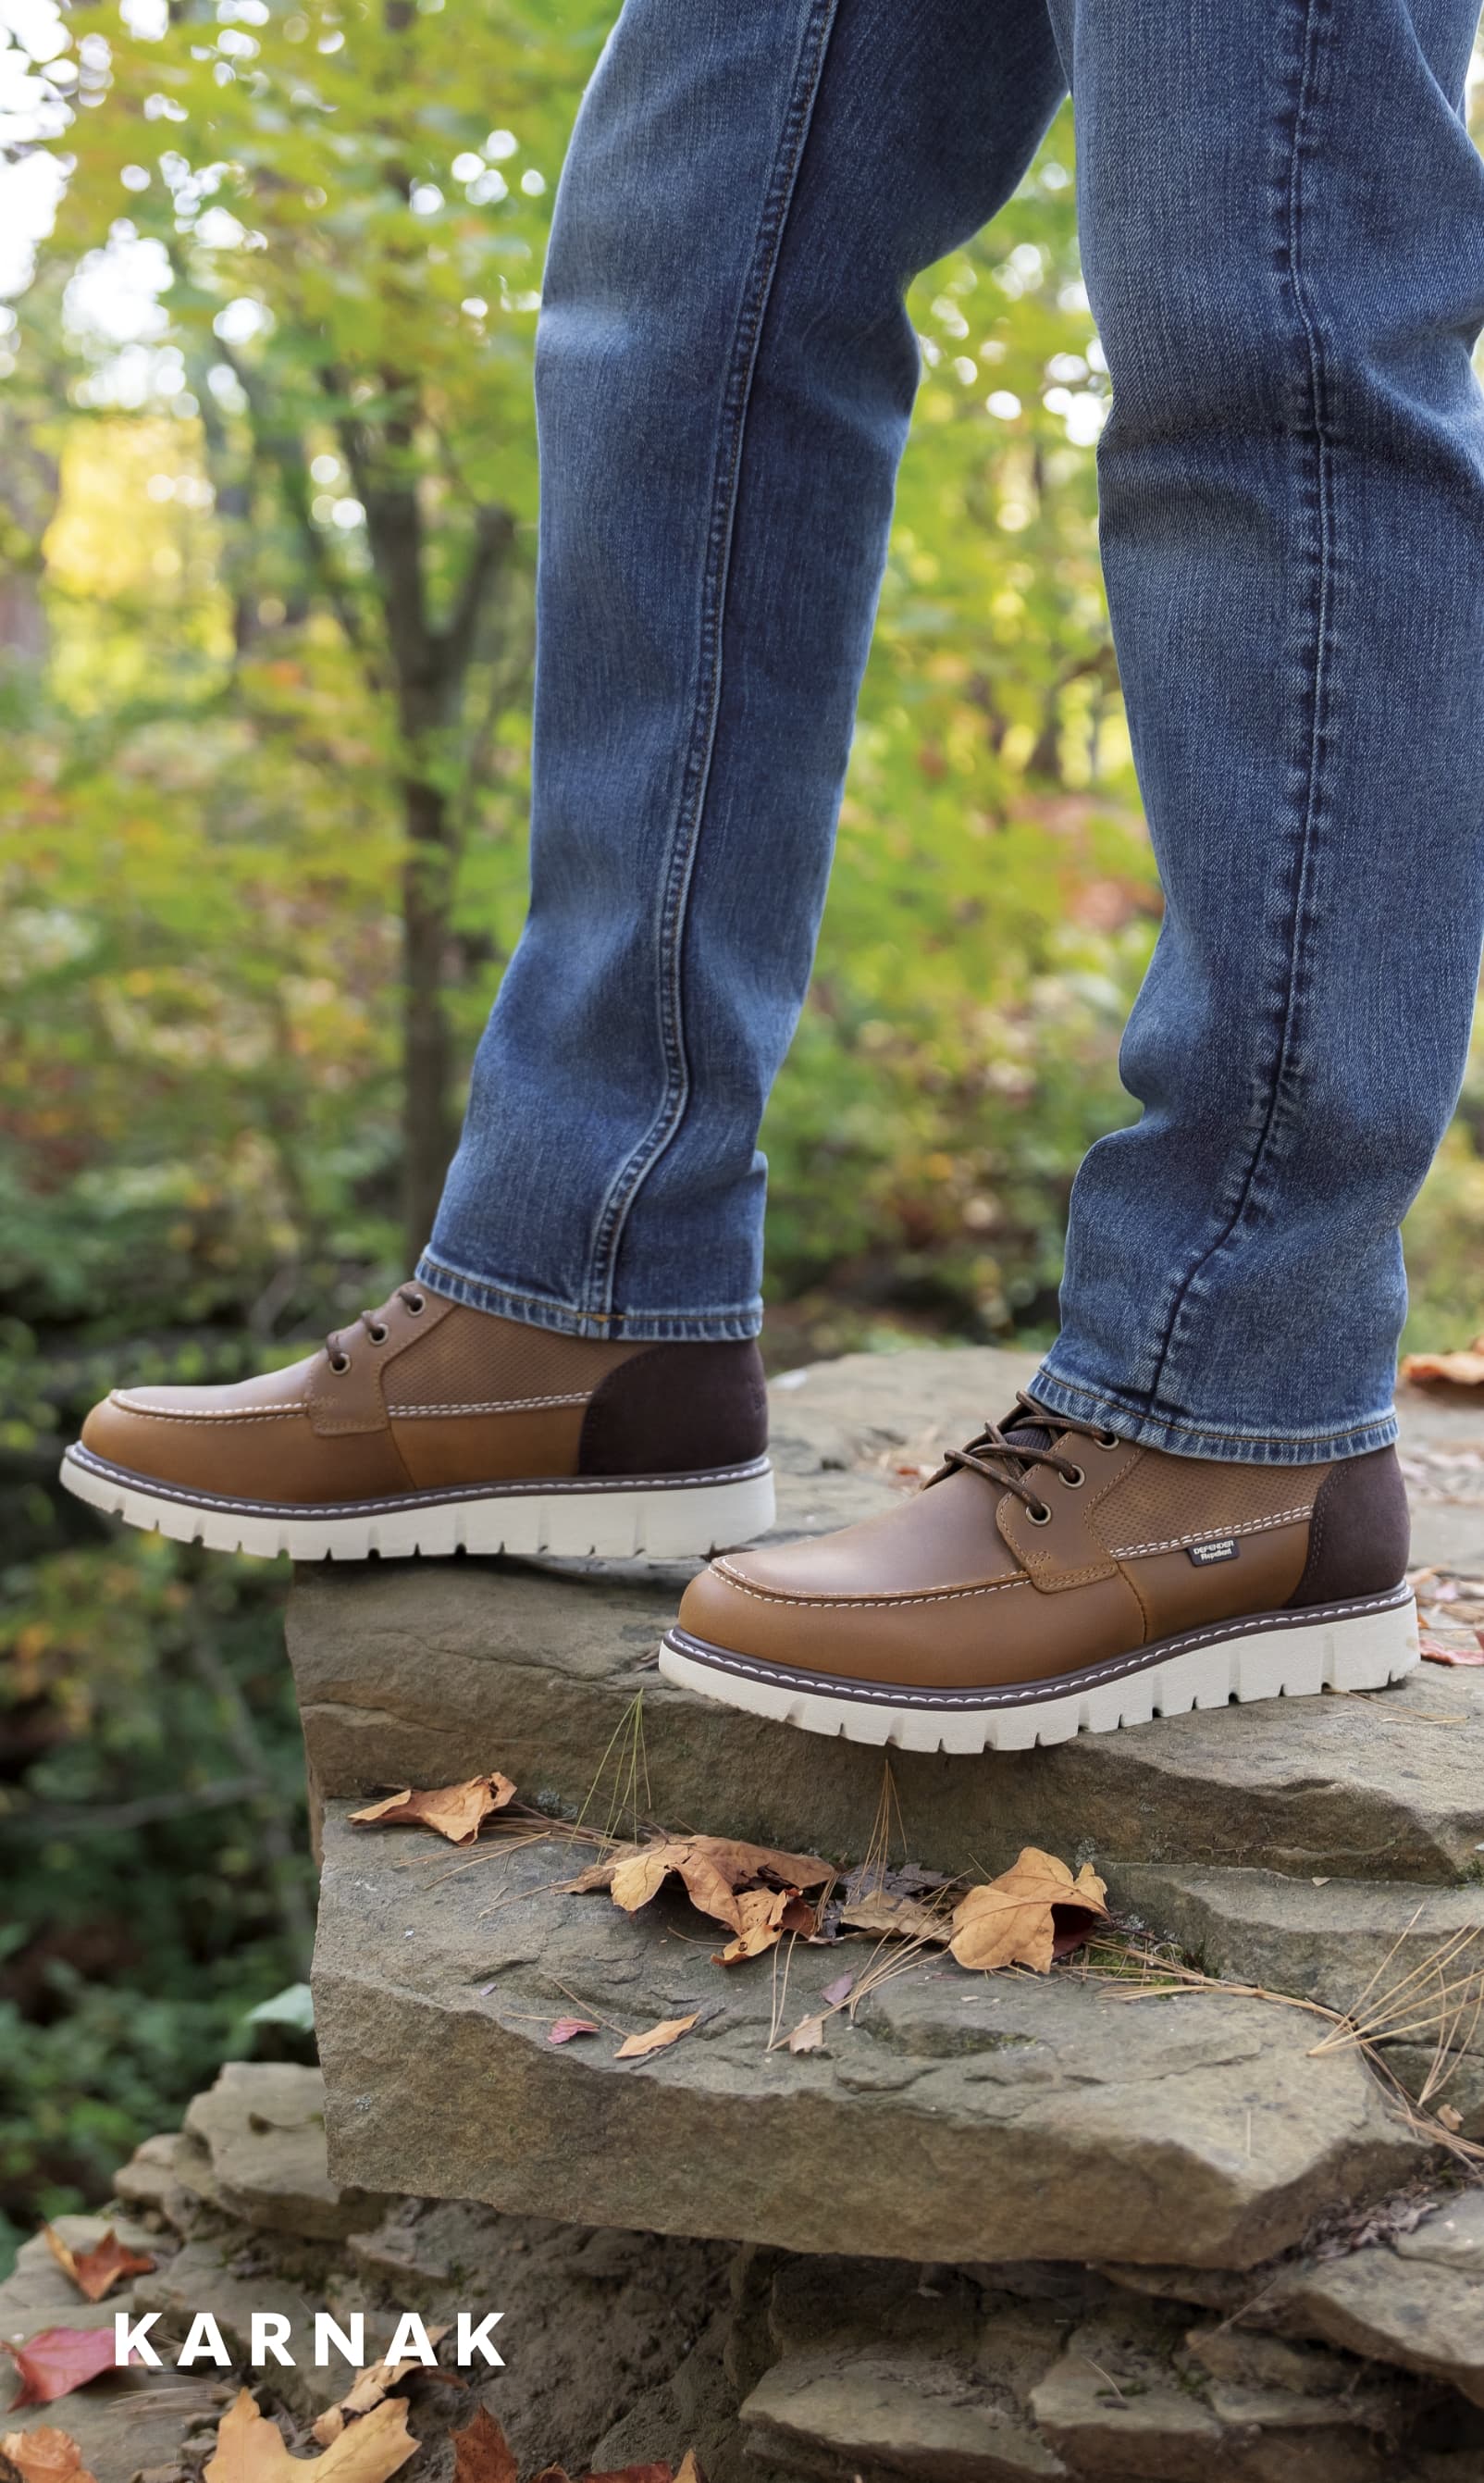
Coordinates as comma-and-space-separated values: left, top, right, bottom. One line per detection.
61, 1284, 773, 1560
662, 1396, 1417, 1748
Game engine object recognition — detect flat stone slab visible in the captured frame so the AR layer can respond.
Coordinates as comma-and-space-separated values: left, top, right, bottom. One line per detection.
312, 1806, 1424, 2271
288, 1351, 1484, 1888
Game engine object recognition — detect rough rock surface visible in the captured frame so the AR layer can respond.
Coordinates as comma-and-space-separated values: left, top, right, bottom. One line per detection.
7, 2079, 1484, 2483
288, 1352, 1484, 1883
312, 1807, 1421, 2267
181, 2061, 391, 2242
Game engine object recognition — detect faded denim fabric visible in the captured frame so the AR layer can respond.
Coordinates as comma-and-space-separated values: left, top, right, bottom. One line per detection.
423, 0, 1484, 1465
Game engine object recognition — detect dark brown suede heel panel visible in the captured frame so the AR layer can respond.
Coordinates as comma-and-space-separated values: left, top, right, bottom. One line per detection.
578, 1341, 769, 1477
1286, 1445, 1410, 1608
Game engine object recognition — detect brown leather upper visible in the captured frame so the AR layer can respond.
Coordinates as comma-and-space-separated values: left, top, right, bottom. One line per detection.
79, 1287, 675, 1506
676, 1415, 1343, 1692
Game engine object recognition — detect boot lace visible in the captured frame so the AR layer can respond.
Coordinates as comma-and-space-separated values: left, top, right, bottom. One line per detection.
326, 1283, 427, 1374
933, 1393, 1120, 1524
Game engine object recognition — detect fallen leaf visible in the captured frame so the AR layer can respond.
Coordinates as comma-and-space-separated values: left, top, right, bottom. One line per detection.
311, 2327, 450, 2443
788, 2015, 827, 2055
41, 2226, 155, 2303
949, 1848, 1109, 1976
840, 1891, 949, 1943
711, 1887, 814, 1966
3, 2329, 122, 2409
548, 2017, 600, 2045
204, 2388, 417, 2482
674, 2461, 704, 2483
821, 1972, 855, 2007
614, 2014, 699, 2060
583, 2466, 674, 2482
0, 2430, 98, 2483
348, 1774, 515, 1846
1420, 1636, 1484, 1667
1402, 1343, 1484, 1389
1437, 2104, 1465, 2133
598, 1836, 832, 1936
450, 2406, 518, 2483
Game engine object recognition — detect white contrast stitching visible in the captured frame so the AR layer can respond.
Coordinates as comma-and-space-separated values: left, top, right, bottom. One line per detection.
711, 1558, 1029, 1612
113, 1395, 302, 1421
387, 1394, 588, 1417
670, 1586, 1414, 1710
1110, 1507, 1312, 1560
66, 1445, 769, 1516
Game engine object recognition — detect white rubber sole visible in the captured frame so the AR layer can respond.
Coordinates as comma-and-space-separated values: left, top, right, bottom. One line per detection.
659, 1589, 1420, 1752
59, 1446, 775, 1563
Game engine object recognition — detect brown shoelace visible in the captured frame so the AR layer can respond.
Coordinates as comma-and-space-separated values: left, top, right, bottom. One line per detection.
934, 1393, 1121, 1525
326, 1283, 427, 1374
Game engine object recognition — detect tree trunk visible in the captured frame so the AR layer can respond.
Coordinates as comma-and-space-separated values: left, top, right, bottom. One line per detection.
400, 772, 460, 1260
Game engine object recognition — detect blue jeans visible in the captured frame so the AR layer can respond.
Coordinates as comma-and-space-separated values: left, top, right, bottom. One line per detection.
422, 0, 1484, 1466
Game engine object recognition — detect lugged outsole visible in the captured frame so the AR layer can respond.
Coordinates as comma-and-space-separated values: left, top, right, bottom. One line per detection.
58, 1446, 775, 1564
657, 1590, 1421, 1751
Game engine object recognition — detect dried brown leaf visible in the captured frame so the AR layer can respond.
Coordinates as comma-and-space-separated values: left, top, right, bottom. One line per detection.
602, 1834, 832, 1936
205, 2388, 416, 2483
788, 2015, 827, 2055
614, 2013, 699, 2060
1402, 1344, 1484, 1389
674, 2460, 705, 2483
310, 2327, 449, 2443
840, 1892, 948, 1943
950, 1848, 1109, 1976
582, 2466, 674, 2482
348, 1775, 515, 1846
450, 2406, 518, 2483
40, 2225, 155, 2303
0, 2431, 98, 2483
712, 1887, 796, 1965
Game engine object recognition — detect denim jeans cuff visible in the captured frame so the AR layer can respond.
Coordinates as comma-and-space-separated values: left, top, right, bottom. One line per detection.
414, 1251, 764, 1344
1028, 1360, 1400, 1467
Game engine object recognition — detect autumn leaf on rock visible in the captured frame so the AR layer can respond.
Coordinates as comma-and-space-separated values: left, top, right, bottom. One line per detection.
1420, 1635, 1484, 1667
674, 2460, 705, 2483
548, 2017, 600, 2045
583, 2465, 675, 2481
0, 2430, 98, 2483
311, 2326, 450, 2443
950, 1847, 1108, 1975
788, 2014, 827, 2055
1401, 1339, 1484, 1389
839, 1890, 948, 1944
3, 2328, 122, 2409
348, 1774, 515, 1846
601, 1835, 833, 1935
712, 1886, 816, 1965
41, 2225, 155, 2304
450, 2406, 518, 2483
614, 2013, 699, 2060
204, 2388, 417, 2482
821, 1972, 854, 2007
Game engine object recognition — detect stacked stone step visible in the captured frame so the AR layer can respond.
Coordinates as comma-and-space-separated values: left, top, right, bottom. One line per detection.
284, 1348, 1484, 2480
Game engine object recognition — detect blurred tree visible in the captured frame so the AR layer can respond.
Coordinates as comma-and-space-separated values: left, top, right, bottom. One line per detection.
44, 0, 606, 1253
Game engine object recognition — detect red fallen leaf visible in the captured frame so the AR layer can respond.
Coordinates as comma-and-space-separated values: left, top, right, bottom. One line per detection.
547, 2018, 600, 2045
821, 1972, 855, 2007
4, 2328, 123, 2408
1420, 1636, 1484, 1667
41, 2226, 155, 2303
451, 2406, 518, 2483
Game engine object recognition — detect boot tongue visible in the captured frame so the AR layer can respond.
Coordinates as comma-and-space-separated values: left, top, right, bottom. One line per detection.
1001, 1420, 1056, 1456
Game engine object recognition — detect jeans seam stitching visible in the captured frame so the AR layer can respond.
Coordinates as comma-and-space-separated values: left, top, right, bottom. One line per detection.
1033, 1366, 1394, 1453
577, 0, 842, 1322
1137, 0, 1335, 1422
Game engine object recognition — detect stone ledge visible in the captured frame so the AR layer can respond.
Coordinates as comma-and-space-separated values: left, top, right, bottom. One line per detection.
311, 1806, 1425, 2270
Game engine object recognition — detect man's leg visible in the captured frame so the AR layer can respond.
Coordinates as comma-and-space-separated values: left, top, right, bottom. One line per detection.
65, 0, 1067, 1560
669, 0, 1484, 1741
1029, 0, 1484, 1466
423, 0, 1065, 1341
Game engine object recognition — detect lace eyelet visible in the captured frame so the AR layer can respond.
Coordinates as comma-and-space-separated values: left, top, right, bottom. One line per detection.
1026, 1501, 1053, 1526
1097, 1431, 1120, 1450
329, 1352, 352, 1374
367, 1322, 390, 1345
1061, 1466, 1085, 1489
405, 1292, 427, 1316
